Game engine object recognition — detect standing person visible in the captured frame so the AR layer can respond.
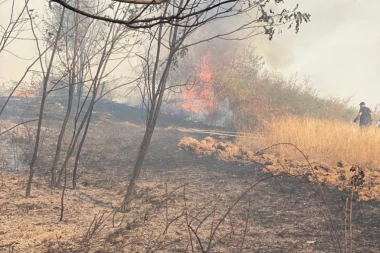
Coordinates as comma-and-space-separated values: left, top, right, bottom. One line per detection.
353, 102, 372, 127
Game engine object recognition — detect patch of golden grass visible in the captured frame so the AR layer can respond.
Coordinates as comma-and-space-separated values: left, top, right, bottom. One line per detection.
255, 116, 380, 169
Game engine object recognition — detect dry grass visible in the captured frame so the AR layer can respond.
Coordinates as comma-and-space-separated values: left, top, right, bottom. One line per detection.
252, 116, 380, 169
179, 135, 380, 201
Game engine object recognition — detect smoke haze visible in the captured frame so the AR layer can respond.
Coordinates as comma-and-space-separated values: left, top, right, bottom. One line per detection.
0, 0, 379, 107
254, 0, 380, 107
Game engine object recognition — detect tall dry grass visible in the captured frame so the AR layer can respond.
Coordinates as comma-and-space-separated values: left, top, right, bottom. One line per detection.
246, 116, 380, 169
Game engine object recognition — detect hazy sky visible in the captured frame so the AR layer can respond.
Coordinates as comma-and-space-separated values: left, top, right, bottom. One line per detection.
0, 0, 379, 107
257, 0, 380, 107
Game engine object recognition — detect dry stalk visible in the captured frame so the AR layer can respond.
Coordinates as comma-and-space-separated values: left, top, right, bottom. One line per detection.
239, 195, 251, 253
0, 243, 15, 253
344, 189, 354, 253
59, 165, 67, 222
344, 197, 348, 253
257, 142, 342, 252
183, 184, 195, 252
173, 175, 273, 252
0, 172, 3, 190
205, 175, 273, 252
349, 190, 354, 253
81, 213, 107, 252
165, 182, 168, 226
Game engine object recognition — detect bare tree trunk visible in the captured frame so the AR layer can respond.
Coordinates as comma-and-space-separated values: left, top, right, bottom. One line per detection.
123, 54, 174, 206
56, 100, 92, 187
99, 82, 105, 97
71, 8, 127, 188
123, 6, 182, 205
51, 80, 74, 186
50, 3, 79, 187
123, 119, 155, 205
123, 77, 169, 205
71, 73, 110, 188
56, 37, 120, 187
72, 104, 92, 189
26, 7, 65, 197
59, 165, 67, 221
57, 41, 114, 187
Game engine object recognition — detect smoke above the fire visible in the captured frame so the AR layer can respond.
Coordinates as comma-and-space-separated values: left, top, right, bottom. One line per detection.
193, 0, 380, 107
0, 0, 379, 108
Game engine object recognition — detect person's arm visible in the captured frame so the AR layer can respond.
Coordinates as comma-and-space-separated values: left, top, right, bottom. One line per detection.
354, 111, 362, 122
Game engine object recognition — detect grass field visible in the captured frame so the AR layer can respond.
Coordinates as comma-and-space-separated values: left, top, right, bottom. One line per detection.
255, 116, 380, 170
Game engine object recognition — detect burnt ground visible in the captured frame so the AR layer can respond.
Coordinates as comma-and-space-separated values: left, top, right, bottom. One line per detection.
0, 98, 380, 252
140, 124, 380, 253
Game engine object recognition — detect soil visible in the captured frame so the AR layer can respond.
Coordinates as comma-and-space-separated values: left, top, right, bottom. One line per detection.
1, 102, 380, 252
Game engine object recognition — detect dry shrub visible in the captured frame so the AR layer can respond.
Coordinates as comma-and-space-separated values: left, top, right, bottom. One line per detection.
178, 136, 244, 160
259, 115, 380, 169
179, 136, 215, 156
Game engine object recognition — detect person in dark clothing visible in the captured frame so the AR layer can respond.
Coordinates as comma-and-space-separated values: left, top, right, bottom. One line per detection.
353, 102, 372, 127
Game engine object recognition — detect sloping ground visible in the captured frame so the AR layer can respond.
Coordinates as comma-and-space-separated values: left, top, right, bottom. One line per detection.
178, 136, 380, 201
0, 96, 228, 131
1, 117, 380, 251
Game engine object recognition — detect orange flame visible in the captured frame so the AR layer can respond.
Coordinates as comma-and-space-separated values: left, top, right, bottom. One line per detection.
13, 89, 36, 97
181, 51, 217, 115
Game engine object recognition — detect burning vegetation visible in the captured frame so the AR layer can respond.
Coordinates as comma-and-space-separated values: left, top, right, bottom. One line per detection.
168, 45, 356, 130
12, 89, 37, 98
180, 51, 218, 116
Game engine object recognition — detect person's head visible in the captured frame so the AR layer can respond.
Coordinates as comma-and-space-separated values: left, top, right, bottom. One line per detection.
359, 102, 366, 108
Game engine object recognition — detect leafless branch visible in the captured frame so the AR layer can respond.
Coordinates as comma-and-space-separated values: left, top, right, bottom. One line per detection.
0, 118, 39, 136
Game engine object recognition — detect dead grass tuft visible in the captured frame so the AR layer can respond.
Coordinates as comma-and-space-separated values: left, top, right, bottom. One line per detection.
242, 116, 380, 170
179, 136, 242, 159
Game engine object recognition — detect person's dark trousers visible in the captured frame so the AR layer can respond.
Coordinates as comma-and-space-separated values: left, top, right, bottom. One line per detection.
360, 121, 371, 127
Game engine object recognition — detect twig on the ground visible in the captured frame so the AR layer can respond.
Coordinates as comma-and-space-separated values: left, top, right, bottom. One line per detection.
0, 172, 3, 190
184, 184, 195, 252
345, 197, 348, 253
350, 190, 354, 253
256, 142, 342, 252
59, 166, 67, 222
239, 195, 251, 253
205, 175, 273, 252
228, 207, 236, 236
165, 182, 168, 226
0, 118, 39, 136
0, 243, 15, 253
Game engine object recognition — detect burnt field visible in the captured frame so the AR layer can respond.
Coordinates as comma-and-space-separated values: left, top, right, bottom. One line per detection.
1, 99, 380, 252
